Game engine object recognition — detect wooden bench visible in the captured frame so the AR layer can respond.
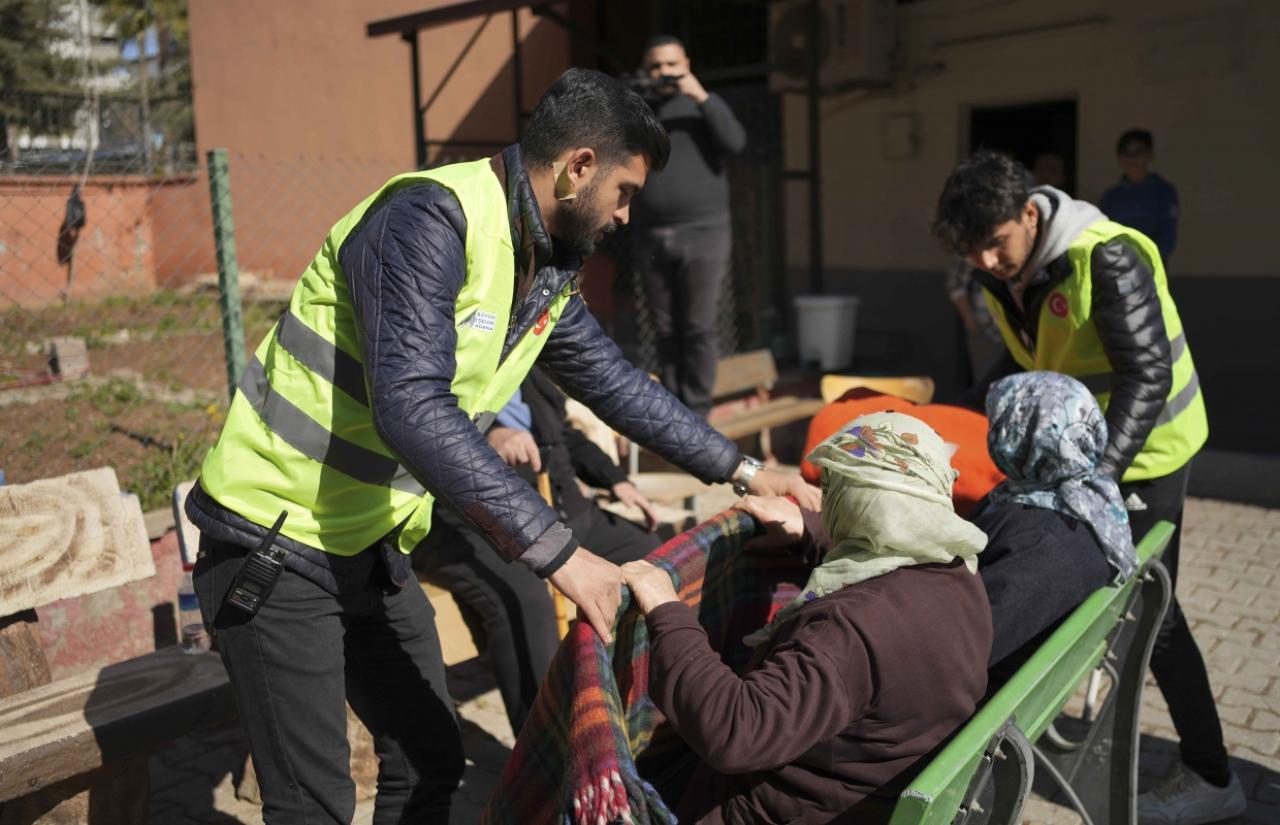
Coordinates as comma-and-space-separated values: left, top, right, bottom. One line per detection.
886, 521, 1176, 825
707, 349, 825, 462
626, 349, 824, 479
0, 633, 236, 822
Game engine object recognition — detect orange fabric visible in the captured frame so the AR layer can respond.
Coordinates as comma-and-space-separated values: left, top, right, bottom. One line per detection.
801, 389, 1005, 517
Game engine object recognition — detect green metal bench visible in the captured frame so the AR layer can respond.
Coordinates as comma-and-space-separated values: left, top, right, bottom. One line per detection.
888, 520, 1176, 825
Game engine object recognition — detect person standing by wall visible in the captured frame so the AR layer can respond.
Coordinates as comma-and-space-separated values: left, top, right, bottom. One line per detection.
934, 151, 1244, 825
630, 35, 746, 417
1100, 129, 1179, 264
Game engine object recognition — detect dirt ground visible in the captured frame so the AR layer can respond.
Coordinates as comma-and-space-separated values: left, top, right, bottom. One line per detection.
0, 292, 283, 510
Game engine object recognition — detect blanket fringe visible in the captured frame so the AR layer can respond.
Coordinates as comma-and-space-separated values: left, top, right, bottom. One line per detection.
572, 770, 632, 825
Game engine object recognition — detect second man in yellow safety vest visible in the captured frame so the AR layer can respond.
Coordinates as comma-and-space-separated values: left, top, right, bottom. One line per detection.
933, 150, 1245, 825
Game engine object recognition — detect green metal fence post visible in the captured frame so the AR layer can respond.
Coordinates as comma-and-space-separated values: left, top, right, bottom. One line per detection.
207, 148, 245, 398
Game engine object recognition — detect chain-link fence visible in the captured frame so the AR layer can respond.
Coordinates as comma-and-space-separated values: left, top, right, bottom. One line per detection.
1, 88, 220, 510
0, 81, 412, 509
1, 83, 783, 509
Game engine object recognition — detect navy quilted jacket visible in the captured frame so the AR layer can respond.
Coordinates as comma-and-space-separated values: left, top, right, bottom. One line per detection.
338, 146, 739, 576
192, 145, 738, 584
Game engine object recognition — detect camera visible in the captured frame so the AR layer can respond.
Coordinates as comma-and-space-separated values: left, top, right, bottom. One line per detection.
623, 71, 682, 103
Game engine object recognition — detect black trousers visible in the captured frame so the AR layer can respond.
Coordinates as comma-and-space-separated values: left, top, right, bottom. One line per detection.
1121, 461, 1231, 785
193, 535, 463, 825
634, 222, 732, 418
415, 504, 660, 733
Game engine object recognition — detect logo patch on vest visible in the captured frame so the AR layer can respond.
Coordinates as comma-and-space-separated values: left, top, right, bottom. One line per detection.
533, 310, 550, 336
461, 310, 497, 333
1048, 292, 1069, 318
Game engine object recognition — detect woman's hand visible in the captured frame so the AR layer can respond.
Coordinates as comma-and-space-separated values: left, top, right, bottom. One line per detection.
621, 560, 680, 614
734, 495, 805, 552
612, 480, 660, 532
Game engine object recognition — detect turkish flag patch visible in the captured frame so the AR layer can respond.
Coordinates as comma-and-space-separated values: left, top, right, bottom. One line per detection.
533, 310, 550, 335
1049, 292, 1069, 318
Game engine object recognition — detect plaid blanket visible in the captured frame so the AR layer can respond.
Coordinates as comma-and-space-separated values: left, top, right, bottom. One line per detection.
483, 509, 807, 825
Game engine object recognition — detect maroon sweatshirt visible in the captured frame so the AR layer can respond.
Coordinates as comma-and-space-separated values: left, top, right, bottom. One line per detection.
645, 558, 992, 824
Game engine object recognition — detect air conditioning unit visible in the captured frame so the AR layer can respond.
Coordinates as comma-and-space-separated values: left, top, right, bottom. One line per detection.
769, 0, 896, 93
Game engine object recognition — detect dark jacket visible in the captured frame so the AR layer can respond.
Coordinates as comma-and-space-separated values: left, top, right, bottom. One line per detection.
188, 145, 739, 593
632, 92, 746, 228
517, 367, 628, 522
646, 559, 991, 825
962, 240, 1173, 479
1100, 173, 1179, 262
971, 501, 1113, 669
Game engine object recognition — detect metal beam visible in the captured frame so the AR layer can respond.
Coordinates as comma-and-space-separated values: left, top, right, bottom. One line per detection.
806, 0, 824, 293
405, 32, 426, 168
368, 0, 530, 37
511, 9, 524, 138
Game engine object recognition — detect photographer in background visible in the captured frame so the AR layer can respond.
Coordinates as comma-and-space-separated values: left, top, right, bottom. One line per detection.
630, 35, 746, 417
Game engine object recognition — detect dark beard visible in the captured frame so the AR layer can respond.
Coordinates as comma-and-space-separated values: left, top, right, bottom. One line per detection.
554, 178, 611, 256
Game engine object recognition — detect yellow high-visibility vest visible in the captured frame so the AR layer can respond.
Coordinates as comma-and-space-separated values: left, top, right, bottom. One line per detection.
984, 220, 1207, 481
200, 159, 573, 555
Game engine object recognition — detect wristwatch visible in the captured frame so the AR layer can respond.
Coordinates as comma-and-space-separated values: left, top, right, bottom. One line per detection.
730, 455, 765, 497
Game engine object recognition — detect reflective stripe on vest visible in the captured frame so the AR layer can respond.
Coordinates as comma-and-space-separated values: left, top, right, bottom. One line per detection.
237, 354, 424, 494
983, 220, 1207, 481
276, 310, 369, 406
198, 159, 573, 556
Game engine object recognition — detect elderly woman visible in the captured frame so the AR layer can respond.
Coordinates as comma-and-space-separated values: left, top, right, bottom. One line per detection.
973, 371, 1137, 667
621, 412, 992, 824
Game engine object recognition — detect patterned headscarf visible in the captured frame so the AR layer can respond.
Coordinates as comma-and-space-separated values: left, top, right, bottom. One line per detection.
985, 372, 1136, 582
745, 411, 987, 646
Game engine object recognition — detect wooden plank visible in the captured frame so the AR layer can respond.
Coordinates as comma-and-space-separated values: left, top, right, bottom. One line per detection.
0, 611, 52, 699
819, 374, 936, 404
712, 397, 825, 441
0, 753, 149, 825
625, 472, 711, 504
711, 350, 778, 399
418, 583, 481, 667
0, 468, 156, 615
0, 646, 233, 801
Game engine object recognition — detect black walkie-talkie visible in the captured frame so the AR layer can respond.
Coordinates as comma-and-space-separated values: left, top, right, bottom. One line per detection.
224, 510, 289, 616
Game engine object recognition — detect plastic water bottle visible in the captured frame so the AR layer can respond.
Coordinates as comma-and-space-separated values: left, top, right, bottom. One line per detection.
178, 564, 210, 654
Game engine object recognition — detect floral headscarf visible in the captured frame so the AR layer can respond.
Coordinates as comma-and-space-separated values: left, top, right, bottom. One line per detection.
985, 372, 1136, 582
745, 411, 987, 646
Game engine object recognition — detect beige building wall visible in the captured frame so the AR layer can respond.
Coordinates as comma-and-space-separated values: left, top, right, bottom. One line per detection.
788, 0, 1280, 279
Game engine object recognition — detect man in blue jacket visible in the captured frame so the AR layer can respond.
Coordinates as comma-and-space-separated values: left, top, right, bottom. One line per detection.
1100, 129, 1179, 263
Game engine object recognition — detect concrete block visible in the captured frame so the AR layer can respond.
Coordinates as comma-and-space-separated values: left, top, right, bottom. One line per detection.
43, 338, 89, 381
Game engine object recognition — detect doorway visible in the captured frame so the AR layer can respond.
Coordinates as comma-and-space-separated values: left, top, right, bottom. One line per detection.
969, 98, 1077, 195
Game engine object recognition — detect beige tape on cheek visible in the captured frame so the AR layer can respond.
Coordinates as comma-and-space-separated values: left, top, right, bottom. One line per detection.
553, 161, 577, 201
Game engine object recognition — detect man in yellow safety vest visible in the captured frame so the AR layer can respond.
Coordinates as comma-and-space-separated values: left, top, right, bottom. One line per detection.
187, 69, 817, 824
933, 150, 1244, 825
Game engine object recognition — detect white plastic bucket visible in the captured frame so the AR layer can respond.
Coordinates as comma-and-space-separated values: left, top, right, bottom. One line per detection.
794, 294, 860, 370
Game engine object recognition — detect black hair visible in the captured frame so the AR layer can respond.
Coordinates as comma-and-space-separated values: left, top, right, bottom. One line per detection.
932, 150, 1034, 255
643, 34, 685, 54
1116, 128, 1154, 154
521, 68, 670, 172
